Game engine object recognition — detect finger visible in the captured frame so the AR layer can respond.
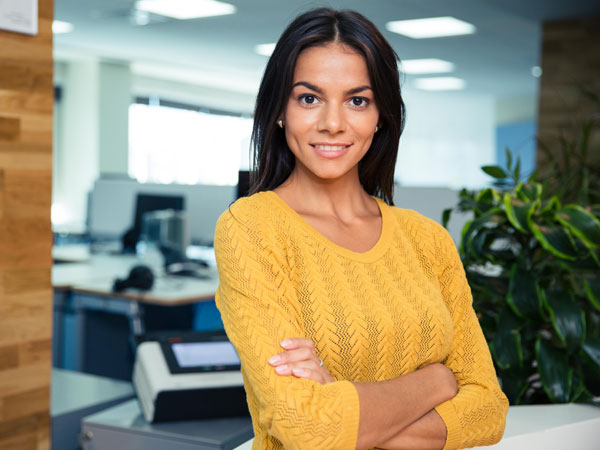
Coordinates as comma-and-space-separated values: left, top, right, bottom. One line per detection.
268, 347, 315, 366
291, 367, 325, 383
285, 359, 323, 372
280, 338, 315, 350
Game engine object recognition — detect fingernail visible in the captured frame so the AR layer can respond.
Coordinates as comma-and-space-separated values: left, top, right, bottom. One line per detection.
292, 368, 304, 376
275, 365, 288, 374
281, 339, 292, 348
268, 355, 280, 365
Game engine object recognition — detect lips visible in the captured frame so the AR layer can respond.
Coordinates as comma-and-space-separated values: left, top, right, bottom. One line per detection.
310, 143, 352, 159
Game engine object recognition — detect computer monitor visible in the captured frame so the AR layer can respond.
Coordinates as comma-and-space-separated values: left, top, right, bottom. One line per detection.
237, 170, 250, 199
123, 193, 185, 252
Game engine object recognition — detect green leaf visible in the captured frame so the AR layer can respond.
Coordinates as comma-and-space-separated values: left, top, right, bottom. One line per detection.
582, 336, 600, 373
491, 306, 523, 370
536, 338, 573, 403
505, 147, 513, 172
543, 290, 586, 352
581, 358, 600, 396
482, 165, 509, 179
556, 205, 600, 248
507, 264, 542, 319
460, 207, 505, 257
539, 196, 562, 215
442, 208, 452, 229
514, 156, 521, 182
497, 366, 530, 405
515, 182, 543, 202
584, 279, 600, 312
503, 193, 537, 234
475, 188, 500, 214
570, 370, 586, 402
530, 223, 578, 260
476, 187, 500, 206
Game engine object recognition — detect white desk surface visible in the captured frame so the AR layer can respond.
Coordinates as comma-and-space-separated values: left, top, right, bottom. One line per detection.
52, 246, 219, 305
53, 243, 91, 263
234, 403, 600, 450
51, 368, 134, 416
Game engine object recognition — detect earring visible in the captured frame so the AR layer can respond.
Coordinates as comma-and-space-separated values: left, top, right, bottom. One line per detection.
375, 125, 379, 133
277, 119, 284, 128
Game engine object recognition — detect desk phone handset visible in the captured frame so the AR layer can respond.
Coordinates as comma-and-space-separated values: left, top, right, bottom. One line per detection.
112, 265, 155, 292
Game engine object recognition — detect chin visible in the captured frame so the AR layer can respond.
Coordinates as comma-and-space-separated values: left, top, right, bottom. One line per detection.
310, 167, 355, 182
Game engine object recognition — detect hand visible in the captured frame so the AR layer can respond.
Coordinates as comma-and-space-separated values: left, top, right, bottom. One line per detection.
429, 362, 458, 401
268, 338, 335, 384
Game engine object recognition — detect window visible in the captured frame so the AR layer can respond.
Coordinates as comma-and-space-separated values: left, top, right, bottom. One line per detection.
129, 99, 252, 185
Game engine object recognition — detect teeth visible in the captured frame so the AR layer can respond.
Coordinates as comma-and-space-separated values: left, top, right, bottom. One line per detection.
314, 145, 347, 151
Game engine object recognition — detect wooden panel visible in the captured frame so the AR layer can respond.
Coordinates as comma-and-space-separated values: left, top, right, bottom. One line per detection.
0, 117, 20, 141
0, 412, 49, 450
0, 362, 50, 403
0, 1, 53, 449
537, 18, 600, 170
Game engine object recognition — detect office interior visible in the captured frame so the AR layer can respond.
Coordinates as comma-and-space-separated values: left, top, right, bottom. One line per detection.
1, 0, 600, 449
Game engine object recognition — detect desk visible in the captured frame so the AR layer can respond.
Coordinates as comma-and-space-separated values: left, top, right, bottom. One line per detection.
53, 246, 220, 379
51, 368, 135, 450
477, 403, 600, 449
233, 403, 600, 450
81, 399, 253, 450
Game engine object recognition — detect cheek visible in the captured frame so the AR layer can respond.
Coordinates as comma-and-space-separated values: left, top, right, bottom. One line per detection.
350, 114, 378, 142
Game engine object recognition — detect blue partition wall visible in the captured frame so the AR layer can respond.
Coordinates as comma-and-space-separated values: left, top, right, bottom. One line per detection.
496, 120, 537, 179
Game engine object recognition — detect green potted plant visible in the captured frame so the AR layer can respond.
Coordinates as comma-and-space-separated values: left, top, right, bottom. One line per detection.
443, 148, 600, 405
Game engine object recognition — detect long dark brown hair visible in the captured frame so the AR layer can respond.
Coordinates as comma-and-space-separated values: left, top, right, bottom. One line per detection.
249, 8, 405, 205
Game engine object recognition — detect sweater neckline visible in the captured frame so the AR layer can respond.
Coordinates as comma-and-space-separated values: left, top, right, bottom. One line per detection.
262, 190, 392, 263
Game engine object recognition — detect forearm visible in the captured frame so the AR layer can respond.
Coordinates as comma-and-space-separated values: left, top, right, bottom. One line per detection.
377, 409, 447, 450
353, 363, 456, 450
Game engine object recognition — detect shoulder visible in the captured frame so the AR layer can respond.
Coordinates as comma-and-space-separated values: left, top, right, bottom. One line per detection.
385, 204, 447, 238
215, 191, 286, 253
216, 191, 275, 233
384, 203, 456, 257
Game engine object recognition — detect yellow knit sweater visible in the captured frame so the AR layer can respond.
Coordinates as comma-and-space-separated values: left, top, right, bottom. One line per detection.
214, 191, 508, 450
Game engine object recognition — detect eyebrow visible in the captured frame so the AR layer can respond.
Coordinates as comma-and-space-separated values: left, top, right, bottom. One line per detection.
291, 81, 372, 96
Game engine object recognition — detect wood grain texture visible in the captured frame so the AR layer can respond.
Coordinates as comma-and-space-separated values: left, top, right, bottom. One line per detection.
0, 117, 20, 141
537, 18, 600, 168
0, 1, 53, 448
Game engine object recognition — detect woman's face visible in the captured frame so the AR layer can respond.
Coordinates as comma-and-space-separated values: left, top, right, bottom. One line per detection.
283, 42, 379, 183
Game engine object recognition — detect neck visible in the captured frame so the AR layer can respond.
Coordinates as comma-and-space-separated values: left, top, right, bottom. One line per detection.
275, 165, 377, 221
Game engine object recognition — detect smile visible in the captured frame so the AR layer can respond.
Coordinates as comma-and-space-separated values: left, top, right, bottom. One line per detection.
312, 144, 349, 151
310, 143, 352, 159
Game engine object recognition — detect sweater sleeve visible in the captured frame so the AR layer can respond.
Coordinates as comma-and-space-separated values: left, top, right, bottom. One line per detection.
428, 221, 509, 450
214, 205, 360, 450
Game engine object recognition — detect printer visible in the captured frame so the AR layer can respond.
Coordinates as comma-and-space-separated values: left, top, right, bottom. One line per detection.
133, 332, 249, 423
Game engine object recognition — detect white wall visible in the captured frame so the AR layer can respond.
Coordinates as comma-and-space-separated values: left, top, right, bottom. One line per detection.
53, 58, 100, 232
98, 62, 131, 175
397, 89, 496, 189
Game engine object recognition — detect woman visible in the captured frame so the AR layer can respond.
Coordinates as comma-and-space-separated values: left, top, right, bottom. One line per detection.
214, 8, 508, 450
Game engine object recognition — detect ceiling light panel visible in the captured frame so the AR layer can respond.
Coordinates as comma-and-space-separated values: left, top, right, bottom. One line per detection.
255, 43, 276, 56
386, 17, 476, 39
401, 59, 455, 74
135, 0, 236, 20
53, 20, 74, 34
414, 77, 466, 91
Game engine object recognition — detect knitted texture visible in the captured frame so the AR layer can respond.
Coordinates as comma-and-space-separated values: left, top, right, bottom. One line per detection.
214, 191, 508, 450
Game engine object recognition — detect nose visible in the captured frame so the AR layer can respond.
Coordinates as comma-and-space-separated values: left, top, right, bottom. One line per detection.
317, 102, 347, 134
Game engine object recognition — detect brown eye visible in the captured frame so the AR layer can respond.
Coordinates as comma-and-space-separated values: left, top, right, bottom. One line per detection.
351, 97, 368, 107
300, 94, 317, 104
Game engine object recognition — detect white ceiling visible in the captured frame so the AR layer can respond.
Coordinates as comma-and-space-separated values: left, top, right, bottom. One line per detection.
53, 0, 600, 98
